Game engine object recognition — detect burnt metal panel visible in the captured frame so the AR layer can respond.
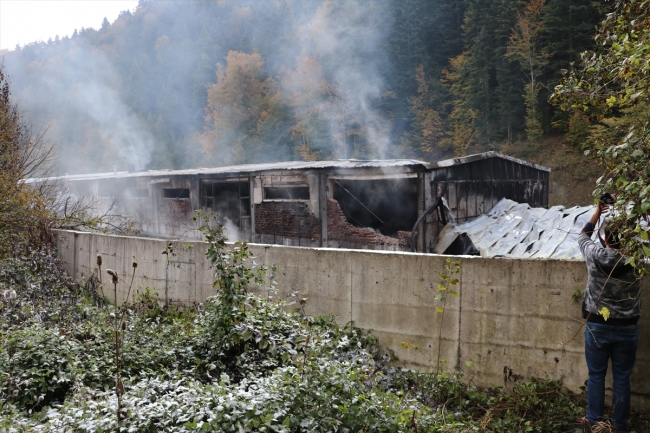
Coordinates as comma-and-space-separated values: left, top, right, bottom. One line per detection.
29, 159, 433, 184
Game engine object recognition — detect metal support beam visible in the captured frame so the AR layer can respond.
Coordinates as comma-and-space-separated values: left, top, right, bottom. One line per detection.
249, 174, 256, 242
319, 172, 328, 247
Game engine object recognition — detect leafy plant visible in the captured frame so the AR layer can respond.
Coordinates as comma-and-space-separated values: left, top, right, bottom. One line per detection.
552, 0, 650, 269
1, 326, 77, 412
435, 258, 461, 373
571, 290, 582, 303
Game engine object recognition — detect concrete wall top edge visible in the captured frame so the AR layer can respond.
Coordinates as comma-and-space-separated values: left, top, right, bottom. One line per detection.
53, 229, 585, 263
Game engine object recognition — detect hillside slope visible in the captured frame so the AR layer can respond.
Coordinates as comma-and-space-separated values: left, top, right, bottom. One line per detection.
503, 136, 600, 208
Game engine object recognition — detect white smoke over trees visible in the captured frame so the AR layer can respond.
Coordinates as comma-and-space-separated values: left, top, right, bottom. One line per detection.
199, 0, 397, 166
3, 0, 412, 175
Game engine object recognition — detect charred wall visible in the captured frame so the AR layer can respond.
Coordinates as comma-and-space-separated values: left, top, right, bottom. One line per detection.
425, 157, 550, 246
253, 199, 411, 250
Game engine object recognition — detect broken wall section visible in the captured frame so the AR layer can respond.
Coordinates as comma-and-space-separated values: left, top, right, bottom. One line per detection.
327, 199, 410, 249
253, 198, 412, 249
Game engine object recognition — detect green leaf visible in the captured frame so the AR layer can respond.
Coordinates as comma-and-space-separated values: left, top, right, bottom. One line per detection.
642, 245, 650, 257
598, 307, 610, 321
450, 279, 460, 286
464, 361, 475, 368
437, 285, 447, 291
435, 307, 444, 313
631, 149, 645, 157
448, 290, 458, 297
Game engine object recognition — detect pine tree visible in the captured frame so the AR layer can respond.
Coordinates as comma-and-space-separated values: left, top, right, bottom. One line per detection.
493, 0, 526, 143
506, 0, 550, 143
408, 65, 444, 157
442, 53, 478, 157
542, 0, 610, 131
386, 0, 464, 127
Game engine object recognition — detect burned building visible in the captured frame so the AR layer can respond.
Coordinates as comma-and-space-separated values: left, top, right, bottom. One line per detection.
34, 152, 549, 252
420, 152, 550, 251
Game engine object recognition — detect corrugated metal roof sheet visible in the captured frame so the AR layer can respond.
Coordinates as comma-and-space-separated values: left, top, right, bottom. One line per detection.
24, 159, 432, 183
24, 152, 551, 183
435, 198, 594, 259
435, 151, 551, 172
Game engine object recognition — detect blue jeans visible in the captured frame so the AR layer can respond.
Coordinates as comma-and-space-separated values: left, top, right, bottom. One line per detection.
584, 322, 639, 430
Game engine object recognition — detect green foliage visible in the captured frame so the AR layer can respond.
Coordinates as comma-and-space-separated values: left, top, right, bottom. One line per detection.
506, 0, 550, 144
1, 326, 77, 411
571, 290, 583, 303
441, 53, 478, 156
552, 0, 650, 267
434, 258, 462, 373
0, 65, 55, 259
386, 369, 583, 433
0, 222, 590, 431
565, 110, 591, 146
0, 248, 101, 327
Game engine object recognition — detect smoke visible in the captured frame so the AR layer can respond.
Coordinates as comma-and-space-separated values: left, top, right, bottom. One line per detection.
296, 0, 392, 159
221, 217, 243, 242
5, 39, 155, 173
3, 0, 397, 174
66, 59, 155, 171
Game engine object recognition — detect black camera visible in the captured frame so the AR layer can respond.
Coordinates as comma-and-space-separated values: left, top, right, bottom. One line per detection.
599, 192, 615, 205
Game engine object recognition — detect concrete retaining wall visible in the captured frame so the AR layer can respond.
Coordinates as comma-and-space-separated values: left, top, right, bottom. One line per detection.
53, 229, 650, 411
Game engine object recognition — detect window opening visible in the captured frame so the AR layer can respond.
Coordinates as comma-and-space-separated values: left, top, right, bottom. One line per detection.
98, 182, 122, 198
334, 180, 384, 224
72, 182, 92, 197
163, 188, 190, 199
264, 186, 310, 200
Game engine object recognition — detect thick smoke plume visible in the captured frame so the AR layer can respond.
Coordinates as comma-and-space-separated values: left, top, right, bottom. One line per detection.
293, 0, 392, 159
6, 39, 155, 172
4, 0, 397, 175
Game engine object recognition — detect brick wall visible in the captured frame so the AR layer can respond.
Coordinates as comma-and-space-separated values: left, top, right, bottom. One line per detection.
255, 199, 412, 247
327, 199, 403, 246
255, 202, 321, 242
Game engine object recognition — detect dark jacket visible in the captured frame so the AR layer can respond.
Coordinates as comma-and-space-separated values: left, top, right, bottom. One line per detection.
578, 223, 642, 320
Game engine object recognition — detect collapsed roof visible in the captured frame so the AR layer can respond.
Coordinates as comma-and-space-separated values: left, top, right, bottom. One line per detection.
434, 198, 596, 259
22, 159, 433, 183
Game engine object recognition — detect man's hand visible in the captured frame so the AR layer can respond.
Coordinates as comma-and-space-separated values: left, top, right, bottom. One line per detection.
584, 194, 616, 233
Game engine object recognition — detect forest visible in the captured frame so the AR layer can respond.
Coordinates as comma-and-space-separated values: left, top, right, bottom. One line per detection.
1, 0, 610, 175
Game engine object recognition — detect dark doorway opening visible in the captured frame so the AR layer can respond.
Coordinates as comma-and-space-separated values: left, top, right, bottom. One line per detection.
333, 178, 418, 236
202, 180, 250, 234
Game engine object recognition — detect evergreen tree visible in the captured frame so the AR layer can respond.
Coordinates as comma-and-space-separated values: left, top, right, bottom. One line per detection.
542, 0, 610, 131
442, 53, 478, 157
493, 0, 526, 143
386, 0, 464, 130
408, 65, 444, 157
506, 0, 550, 143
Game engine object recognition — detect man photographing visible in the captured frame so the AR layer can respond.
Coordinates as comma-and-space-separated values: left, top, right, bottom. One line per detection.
579, 193, 643, 431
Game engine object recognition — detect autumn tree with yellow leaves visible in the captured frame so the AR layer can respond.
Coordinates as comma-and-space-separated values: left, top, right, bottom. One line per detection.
506, 0, 550, 144
201, 51, 288, 166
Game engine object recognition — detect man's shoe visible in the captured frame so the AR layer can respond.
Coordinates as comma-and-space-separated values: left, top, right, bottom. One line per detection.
564, 416, 592, 432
